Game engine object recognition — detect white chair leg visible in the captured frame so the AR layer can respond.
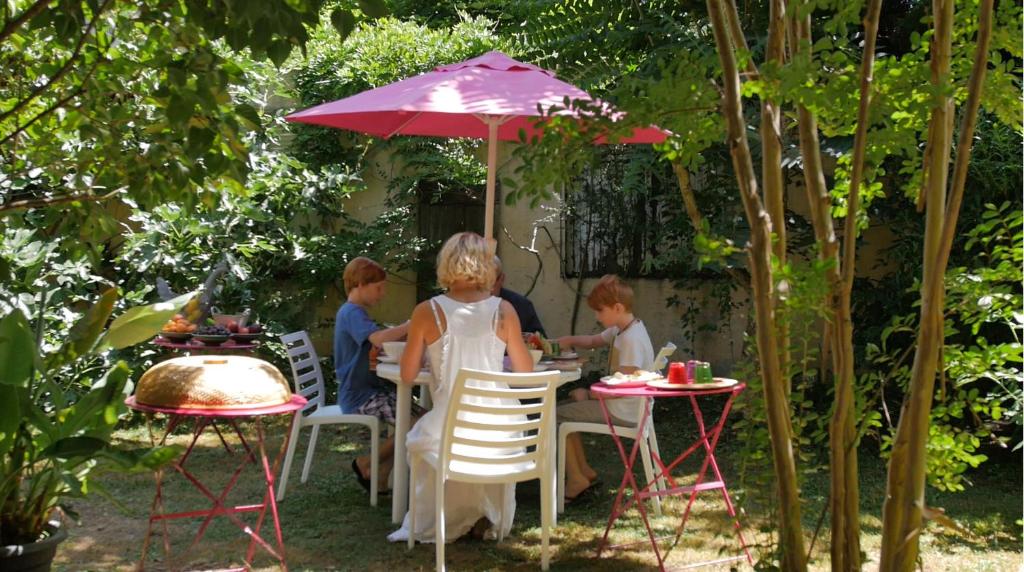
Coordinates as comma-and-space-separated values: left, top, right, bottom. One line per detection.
556, 426, 569, 514
639, 438, 662, 517
647, 426, 667, 493
435, 469, 446, 572
300, 424, 320, 483
276, 413, 303, 501
407, 456, 417, 550
369, 420, 379, 507
497, 486, 506, 542
540, 466, 552, 571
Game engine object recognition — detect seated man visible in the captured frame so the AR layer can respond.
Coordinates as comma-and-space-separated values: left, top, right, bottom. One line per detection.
491, 255, 546, 337
334, 257, 410, 493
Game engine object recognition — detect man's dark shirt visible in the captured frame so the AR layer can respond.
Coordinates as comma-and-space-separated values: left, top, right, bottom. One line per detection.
499, 287, 546, 337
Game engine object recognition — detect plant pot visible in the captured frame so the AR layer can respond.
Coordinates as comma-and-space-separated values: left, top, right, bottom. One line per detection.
1, 521, 67, 572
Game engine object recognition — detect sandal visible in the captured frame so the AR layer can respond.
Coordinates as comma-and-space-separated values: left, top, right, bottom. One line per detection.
564, 482, 598, 505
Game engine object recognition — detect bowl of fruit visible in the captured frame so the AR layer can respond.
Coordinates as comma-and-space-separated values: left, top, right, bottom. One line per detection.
193, 324, 231, 346
160, 314, 196, 341
229, 321, 263, 343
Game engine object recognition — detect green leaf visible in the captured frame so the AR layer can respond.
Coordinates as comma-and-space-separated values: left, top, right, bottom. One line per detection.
98, 292, 194, 350
357, 0, 388, 19
0, 385, 21, 458
330, 9, 357, 39
49, 288, 118, 370
0, 309, 38, 386
234, 103, 262, 130
99, 444, 183, 473
56, 362, 132, 439
42, 436, 108, 459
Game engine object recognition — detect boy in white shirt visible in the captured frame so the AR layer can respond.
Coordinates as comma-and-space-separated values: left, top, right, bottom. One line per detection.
556, 275, 654, 502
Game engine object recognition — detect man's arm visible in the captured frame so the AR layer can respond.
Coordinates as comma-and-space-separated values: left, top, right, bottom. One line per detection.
368, 321, 408, 347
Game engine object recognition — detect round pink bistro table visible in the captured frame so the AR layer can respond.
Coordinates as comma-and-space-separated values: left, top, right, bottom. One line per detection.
589, 381, 753, 571
126, 394, 306, 571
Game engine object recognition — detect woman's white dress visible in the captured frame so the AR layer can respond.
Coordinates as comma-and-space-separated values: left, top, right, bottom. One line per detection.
387, 295, 517, 543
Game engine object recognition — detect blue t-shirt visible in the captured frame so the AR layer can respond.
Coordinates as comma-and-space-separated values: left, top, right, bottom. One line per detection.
333, 302, 386, 413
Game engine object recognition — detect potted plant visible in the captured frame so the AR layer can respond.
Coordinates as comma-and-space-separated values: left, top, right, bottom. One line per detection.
0, 288, 189, 571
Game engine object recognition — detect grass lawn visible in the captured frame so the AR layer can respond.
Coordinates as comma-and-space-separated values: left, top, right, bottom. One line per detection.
54, 399, 1021, 571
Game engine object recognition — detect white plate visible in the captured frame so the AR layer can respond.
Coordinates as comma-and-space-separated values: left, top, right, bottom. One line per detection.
599, 378, 651, 388
601, 373, 664, 388
377, 354, 398, 364
550, 352, 579, 361
646, 378, 738, 391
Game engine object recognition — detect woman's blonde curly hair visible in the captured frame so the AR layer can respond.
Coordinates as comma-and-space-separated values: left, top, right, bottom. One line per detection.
436, 232, 496, 291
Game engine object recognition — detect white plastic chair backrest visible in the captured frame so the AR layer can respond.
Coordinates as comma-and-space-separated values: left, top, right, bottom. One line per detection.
438, 368, 561, 481
653, 342, 677, 373
279, 331, 326, 413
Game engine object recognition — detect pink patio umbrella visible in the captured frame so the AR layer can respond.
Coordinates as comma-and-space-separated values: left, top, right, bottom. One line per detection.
286, 50, 667, 240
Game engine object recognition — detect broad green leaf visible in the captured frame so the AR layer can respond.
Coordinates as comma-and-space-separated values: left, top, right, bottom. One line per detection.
56, 361, 131, 439
42, 436, 108, 459
99, 292, 194, 350
48, 287, 118, 370
357, 0, 388, 19
330, 9, 356, 40
0, 309, 38, 386
99, 444, 183, 473
0, 385, 21, 458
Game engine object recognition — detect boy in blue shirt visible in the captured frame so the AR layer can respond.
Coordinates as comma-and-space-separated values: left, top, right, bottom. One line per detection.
334, 257, 409, 492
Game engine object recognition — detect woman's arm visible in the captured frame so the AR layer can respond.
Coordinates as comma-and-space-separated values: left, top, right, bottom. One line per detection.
499, 301, 533, 373
399, 304, 430, 383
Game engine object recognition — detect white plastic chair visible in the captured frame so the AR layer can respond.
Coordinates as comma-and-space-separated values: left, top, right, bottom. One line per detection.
407, 368, 560, 571
556, 342, 676, 515
276, 331, 382, 506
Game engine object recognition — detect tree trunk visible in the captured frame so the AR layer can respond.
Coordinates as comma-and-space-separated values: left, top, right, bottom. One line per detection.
878, 0, 993, 568
707, 1, 807, 569
761, 0, 791, 396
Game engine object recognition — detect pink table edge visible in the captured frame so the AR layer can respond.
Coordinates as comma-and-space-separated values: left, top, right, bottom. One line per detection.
591, 380, 746, 398
125, 394, 307, 417
152, 338, 259, 351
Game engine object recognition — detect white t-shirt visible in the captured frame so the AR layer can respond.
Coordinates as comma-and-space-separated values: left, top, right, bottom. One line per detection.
599, 320, 655, 424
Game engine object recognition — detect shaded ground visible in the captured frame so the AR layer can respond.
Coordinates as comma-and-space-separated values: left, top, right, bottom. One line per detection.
53, 401, 1021, 571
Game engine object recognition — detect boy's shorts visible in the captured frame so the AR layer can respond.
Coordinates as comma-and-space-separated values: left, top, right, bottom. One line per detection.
556, 398, 632, 427
355, 389, 425, 425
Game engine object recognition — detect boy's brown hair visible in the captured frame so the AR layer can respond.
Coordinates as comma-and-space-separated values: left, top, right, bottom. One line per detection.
343, 257, 386, 294
586, 274, 633, 311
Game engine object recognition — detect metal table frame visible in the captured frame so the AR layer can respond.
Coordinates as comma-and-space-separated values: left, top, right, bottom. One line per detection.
127, 395, 306, 571
591, 382, 752, 571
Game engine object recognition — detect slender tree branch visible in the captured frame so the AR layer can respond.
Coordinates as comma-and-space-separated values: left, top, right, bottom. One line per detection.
0, 0, 112, 125
0, 190, 119, 214
724, 0, 759, 77
0, 56, 103, 148
0, 0, 49, 45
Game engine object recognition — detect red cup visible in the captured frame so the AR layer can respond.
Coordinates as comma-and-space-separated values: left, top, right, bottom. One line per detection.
668, 362, 689, 384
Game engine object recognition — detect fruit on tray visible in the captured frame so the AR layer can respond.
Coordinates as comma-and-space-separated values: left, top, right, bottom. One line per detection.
163, 314, 197, 333
196, 324, 230, 336
237, 323, 263, 335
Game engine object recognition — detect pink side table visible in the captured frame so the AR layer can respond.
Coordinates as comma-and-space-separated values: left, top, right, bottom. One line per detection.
590, 382, 752, 571
127, 395, 306, 571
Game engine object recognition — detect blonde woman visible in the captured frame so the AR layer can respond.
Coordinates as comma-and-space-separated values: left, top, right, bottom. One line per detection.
387, 232, 534, 544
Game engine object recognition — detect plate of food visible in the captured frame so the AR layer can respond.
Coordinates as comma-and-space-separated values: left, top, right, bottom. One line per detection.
549, 352, 579, 361
600, 370, 664, 388
646, 377, 739, 391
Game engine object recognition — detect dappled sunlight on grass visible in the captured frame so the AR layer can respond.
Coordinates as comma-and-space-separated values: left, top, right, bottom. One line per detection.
52, 420, 1021, 571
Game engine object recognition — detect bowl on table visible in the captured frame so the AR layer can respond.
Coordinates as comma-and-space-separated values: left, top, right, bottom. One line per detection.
230, 332, 262, 343
381, 341, 406, 363
159, 331, 192, 342
529, 349, 543, 365
193, 334, 230, 346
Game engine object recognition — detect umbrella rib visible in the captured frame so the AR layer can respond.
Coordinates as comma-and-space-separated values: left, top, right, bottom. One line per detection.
383, 112, 424, 139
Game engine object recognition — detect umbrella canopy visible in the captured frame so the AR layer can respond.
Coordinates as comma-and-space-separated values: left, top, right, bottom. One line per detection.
286, 50, 667, 239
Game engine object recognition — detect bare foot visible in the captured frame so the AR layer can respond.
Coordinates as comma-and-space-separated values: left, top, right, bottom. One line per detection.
355, 456, 371, 480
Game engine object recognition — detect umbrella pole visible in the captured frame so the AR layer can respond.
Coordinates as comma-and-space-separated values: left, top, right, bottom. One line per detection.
484, 118, 499, 241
